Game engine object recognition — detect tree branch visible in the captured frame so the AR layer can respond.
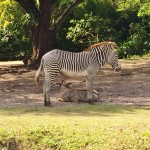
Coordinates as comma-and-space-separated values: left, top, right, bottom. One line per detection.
14, 0, 39, 16
51, 0, 84, 31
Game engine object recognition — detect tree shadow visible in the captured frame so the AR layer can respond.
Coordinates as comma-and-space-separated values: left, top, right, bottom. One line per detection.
0, 104, 149, 117
94, 59, 150, 105
0, 59, 150, 108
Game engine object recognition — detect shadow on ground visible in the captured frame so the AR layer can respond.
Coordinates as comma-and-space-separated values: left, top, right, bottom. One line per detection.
0, 58, 150, 107
0, 104, 149, 117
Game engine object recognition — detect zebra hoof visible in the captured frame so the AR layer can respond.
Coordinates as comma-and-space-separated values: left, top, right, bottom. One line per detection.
44, 102, 51, 107
87, 99, 97, 105
88, 101, 96, 105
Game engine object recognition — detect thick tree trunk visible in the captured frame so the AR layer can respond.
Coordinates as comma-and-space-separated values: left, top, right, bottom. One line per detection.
32, 25, 40, 60
21, 0, 84, 67
25, 0, 53, 67
38, 0, 51, 60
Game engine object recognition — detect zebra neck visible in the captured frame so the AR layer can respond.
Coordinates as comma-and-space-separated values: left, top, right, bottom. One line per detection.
90, 48, 107, 66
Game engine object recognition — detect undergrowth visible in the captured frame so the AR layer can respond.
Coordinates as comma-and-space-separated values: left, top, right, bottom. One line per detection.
0, 104, 149, 150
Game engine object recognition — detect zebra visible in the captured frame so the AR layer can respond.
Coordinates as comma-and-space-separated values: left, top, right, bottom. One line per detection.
35, 41, 121, 106
57, 80, 99, 103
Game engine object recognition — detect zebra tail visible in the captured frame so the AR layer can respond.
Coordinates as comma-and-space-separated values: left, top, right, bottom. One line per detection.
35, 58, 44, 86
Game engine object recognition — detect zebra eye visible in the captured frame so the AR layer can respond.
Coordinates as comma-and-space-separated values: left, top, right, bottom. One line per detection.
113, 54, 118, 59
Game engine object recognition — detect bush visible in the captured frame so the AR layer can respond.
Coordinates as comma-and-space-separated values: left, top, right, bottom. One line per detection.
0, 1, 31, 60
118, 18, 150, 58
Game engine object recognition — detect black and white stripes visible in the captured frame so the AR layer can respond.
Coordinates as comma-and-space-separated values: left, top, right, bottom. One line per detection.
35, 41, 121, 106
59, 51, 90, 72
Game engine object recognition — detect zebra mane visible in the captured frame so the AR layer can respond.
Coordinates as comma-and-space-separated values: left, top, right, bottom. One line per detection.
84, 41, 118, 51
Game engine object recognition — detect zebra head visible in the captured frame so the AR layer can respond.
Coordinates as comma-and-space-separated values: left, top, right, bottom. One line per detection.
107, 42, 121, 72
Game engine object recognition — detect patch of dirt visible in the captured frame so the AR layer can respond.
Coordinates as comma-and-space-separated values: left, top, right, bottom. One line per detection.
0, 58, 150, 107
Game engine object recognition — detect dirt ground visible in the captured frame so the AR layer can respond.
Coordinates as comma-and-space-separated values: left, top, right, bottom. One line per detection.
0, 58, 150, 107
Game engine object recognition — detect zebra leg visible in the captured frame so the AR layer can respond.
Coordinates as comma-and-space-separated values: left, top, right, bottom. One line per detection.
43, 65, 60, 106
86, 67, 99, 103
86, 77, 94, 102
43, 80, 51, 106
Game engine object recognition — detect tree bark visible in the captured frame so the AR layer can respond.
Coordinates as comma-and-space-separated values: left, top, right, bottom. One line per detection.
27, 0, 54, 67
15, 0, 84, 67
51, 0, 84, 31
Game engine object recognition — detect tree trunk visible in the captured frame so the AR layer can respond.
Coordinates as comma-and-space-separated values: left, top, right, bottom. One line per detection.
31, 24, 40, 61
25, 0, 52, 67
21, 0, 84, 67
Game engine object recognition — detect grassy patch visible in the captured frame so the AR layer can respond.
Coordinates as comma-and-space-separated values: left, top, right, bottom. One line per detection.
0, 104, 150, 149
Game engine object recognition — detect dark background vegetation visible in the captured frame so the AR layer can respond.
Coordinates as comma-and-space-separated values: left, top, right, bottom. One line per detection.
0, 0, 149, 61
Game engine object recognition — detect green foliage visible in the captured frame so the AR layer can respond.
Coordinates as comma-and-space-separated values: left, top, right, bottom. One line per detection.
67, 0, 117, 46
118, 20, 150, 58
65, 0, 150, 57
117, 0, 150, 17
116, 0, 150, 58
0, 0, 150, 60
59, 0, 73, 6
67, 14, 100, 44
0, 105, 150, 149
0, 0, 31, 60
138, 1, 150, 16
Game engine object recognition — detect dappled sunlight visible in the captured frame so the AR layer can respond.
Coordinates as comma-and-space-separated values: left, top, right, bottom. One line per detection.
0, 58, 150, 107
0, 106, 149, 150
0, 104, 149, 117
0, 61, 23, 66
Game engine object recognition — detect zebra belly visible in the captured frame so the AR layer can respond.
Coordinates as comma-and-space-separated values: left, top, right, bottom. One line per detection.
60, 69, 87, 78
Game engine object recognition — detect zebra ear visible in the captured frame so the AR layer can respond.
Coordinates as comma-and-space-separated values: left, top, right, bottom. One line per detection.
108, 38, 112, 42
108, 40, 114, 45
56, 80, 65, 87
108, 42, 118, 49
55, 82, 61, 87
108, 37, 115, 45
65, 82, 72, 89
62, 80, 64, 85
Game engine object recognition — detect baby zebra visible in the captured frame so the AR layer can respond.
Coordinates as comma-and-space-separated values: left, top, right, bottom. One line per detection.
58, 80, 99, 103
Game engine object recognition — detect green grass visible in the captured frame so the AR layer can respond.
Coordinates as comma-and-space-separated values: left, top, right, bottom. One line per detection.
0, 104, 150, 150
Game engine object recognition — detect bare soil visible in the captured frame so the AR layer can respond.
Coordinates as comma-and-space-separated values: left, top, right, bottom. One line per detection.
0, 58, 150, 107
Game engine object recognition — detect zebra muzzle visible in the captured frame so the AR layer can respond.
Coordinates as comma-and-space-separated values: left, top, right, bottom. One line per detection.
114, 67, 121, 72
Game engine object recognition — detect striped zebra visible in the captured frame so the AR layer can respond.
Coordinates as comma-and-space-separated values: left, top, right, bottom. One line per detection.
58, 80, 99, 103
35, 41, 121, 106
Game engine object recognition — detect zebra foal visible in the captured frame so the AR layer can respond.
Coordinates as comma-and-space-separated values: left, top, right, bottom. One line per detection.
35, 41, 121, 106
58, 80, 99, 103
